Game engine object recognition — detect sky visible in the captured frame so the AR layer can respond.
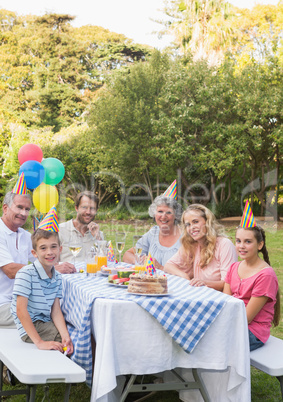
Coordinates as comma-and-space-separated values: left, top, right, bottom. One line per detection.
0, 0, 280, 49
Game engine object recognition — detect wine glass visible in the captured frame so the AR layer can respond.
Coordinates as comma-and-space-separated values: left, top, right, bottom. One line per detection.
68, 236, 83, 268
115, 232, 126, 264
133, 235, 144, 272
133, 235, 142, 259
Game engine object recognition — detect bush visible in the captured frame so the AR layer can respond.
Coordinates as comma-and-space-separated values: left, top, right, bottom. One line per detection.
210, 200, 242, 219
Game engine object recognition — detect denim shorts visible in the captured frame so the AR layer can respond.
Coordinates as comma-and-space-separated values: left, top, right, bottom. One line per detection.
249, 329, 264, 351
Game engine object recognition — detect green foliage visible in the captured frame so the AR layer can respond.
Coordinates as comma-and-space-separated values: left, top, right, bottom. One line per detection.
0, 10, 151, 132
0, 6, 282, 219
87, 50, 171, 197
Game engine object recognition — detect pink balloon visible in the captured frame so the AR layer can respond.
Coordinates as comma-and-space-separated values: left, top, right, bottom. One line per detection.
18, 143, 43, 165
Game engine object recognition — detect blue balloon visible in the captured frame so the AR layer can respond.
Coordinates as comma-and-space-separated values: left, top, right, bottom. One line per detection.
19, 160, 45, 190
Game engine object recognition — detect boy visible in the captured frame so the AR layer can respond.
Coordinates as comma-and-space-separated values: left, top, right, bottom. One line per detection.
11, 227, 73, 354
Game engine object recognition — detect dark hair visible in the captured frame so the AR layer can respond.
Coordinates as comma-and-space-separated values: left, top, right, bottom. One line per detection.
75, 191, 99, 209
31, 229, 60, 250
237, 226, 280, 327
239, 226, 270, 264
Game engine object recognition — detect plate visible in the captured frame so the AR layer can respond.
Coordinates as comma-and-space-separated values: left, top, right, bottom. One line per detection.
100, 270, 109, 276
127, 292, 170, 297
108, 282, 128, 288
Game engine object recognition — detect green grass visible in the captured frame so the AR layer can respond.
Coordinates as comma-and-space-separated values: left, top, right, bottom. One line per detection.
3, 222, 283, 401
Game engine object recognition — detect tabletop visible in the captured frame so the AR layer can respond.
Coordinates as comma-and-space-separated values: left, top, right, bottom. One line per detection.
61, 271, 251, 402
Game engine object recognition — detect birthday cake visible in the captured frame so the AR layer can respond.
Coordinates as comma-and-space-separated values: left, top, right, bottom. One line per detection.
127, 273, 168, 294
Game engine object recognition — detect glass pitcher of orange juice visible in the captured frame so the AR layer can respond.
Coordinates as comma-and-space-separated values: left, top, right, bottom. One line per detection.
86, 249, 98, 276
96, 241, 108, 271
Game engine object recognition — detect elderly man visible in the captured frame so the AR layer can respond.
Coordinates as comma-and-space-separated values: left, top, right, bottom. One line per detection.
0, 191, 35, 328
59, 191, 104, 264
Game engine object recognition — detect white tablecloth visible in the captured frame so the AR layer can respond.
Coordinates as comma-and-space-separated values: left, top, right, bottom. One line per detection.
91, 296, 250, 402
62, 273, 229, 385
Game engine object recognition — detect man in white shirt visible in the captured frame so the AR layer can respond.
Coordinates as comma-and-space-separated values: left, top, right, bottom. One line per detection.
59, 191, 104, 264
0, 191, 35, 327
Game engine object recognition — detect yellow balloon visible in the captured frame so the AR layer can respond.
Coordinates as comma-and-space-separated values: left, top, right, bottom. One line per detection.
33, 183, 58, 213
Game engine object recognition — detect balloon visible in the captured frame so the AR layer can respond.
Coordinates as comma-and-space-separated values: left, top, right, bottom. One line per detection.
33, 183, 59, 214
42, 158, 65, 186
19, 160, 45, 190
18, 144, 43, 165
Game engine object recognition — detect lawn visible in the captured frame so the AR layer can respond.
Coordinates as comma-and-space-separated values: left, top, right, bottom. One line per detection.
3, 220, 283, 401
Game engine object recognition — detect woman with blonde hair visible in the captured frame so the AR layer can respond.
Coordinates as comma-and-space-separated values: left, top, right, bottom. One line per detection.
164, 204, 238, 291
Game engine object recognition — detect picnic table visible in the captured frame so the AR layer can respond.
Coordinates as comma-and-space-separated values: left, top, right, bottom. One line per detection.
61, 269, 251, 401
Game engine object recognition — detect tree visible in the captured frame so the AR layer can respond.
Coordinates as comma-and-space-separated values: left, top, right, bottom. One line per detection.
158, 0, 238, 64
231, 60, 283, 217
0, 10, 152, 132
87, 51, 171, 199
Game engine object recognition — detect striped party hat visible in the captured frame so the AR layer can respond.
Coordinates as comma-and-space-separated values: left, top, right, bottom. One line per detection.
240, 200, 256, 228
12, 172, 27, 195
146, 252, 156, 275
163, 179, 177, 199
37, 206, 59, 232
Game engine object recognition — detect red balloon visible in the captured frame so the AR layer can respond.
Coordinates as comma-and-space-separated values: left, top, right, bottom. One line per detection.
18, 143, 43, 165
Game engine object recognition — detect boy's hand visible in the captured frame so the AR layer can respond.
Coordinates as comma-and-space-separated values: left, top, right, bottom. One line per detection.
55, 262, 76, 274
62, 337, 74, 355
36, 340, 64, 352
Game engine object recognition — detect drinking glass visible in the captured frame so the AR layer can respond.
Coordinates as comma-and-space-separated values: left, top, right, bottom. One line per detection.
133, 235, 142, 256
115, 232, 126, 264
68, 235, 82, 267
86, 250, 98, 276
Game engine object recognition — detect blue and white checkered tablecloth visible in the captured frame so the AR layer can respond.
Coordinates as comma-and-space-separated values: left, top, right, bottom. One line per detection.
61, 270, 230, 386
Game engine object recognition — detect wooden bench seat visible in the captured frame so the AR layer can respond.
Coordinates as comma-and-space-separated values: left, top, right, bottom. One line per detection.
250, 335, 283, 398
0, 328, 86, 402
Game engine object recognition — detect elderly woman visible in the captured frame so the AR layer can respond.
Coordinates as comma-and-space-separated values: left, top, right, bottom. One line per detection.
164, 204, 237, 291
123, 195, 183, 270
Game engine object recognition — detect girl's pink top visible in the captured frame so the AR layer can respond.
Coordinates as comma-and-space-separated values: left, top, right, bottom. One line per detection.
225, 261, 278, 343
167, 237, 238, 281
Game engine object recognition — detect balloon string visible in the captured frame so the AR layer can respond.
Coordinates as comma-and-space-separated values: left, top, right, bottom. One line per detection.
33, 214, 44, 231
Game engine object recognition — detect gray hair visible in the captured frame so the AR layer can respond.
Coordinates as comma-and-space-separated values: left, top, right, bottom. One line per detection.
148, 195, 183, 224
3, 191, 31, 207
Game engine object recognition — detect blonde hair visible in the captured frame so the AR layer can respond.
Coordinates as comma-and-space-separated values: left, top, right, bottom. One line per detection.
181, 204, 226, 270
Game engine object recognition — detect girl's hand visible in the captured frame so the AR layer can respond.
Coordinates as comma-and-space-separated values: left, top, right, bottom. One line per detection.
152, 258, 163, 271
190, 278, 206, 287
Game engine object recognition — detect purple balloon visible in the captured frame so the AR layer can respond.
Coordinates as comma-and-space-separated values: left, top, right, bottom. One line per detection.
19, 160, 45, 190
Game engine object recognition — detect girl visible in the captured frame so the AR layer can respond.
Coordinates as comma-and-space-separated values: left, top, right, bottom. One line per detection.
164, 204, 238, 291
224, 226, 280, 351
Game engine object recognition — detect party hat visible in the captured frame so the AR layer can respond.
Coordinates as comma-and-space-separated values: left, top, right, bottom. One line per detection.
240, 200, 256, 228
146, 252, 156, 275
107, 241, 115, 262
37, 206, 59, 232
12, 172, 27, 195
163, 179, 177, 199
